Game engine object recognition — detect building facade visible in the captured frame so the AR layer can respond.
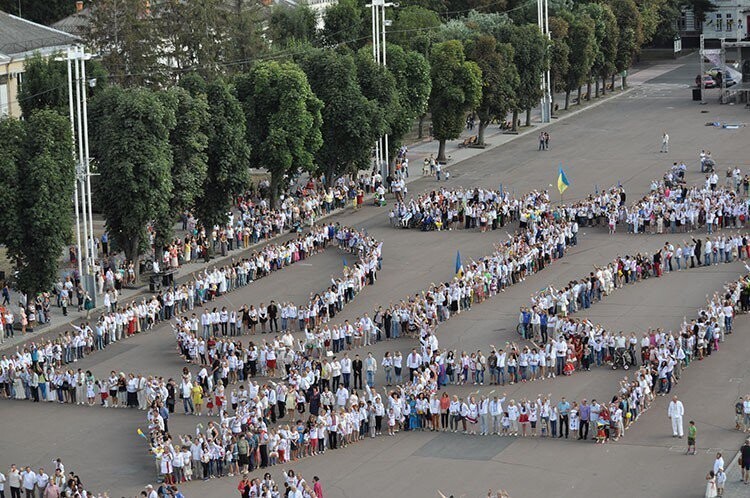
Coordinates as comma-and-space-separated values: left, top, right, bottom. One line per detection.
701, 1, 750, 40
0, 10, 77, 118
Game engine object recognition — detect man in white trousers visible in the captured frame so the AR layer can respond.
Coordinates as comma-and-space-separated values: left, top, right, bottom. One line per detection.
668, 395, 684, 437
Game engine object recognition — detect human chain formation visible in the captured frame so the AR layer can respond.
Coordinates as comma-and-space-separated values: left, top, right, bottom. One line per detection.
121, 189, 583, 486
619, 165, 750, 234
390, 186, 622, 232
5, 160, 750, 494
0, 225, 381, 404
158, 177, 377, 270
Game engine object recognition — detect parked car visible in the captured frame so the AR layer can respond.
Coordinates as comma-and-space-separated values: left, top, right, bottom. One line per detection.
696, 74, 717, 88
706, 67, 737, 87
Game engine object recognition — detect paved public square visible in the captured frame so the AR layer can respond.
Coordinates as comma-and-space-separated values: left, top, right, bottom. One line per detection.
2, 56, 750, 497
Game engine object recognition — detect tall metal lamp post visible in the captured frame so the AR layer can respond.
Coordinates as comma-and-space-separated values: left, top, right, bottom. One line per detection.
58, 45, 97, 302
537, 0, 551, 122
367, 0, 398, 178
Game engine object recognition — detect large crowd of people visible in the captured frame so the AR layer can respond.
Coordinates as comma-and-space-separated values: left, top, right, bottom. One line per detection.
5, 150, 750, 497
0, 224, 382, 406
390, 185, 622, 233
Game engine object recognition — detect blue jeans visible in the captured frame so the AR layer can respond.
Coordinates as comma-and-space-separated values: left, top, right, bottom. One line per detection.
496, 367, 505, 385
366, 371, 375, 387
476, 370, 484, 384
183, 397, 194, 414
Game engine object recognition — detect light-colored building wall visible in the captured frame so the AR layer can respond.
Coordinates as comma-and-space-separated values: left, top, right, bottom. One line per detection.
702, 1, 750, 40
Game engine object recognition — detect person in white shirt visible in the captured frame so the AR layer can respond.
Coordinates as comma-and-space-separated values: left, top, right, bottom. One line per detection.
668, 395, 685, 437
20, 466, 36, 496
713, 452, 725, 475
35, 468, 49, 494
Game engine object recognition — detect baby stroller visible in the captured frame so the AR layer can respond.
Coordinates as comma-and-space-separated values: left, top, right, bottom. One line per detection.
612, 348, 634, 370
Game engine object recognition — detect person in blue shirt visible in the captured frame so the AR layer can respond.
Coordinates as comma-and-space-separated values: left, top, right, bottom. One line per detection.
557, 397, 571, 439
520, 308, 531, 339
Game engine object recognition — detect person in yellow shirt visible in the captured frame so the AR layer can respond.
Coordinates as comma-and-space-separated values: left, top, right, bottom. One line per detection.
191, 383, 204, 416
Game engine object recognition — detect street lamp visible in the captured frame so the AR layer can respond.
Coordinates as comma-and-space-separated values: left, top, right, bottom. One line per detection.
537, 0, 551, 123
56, 46, 97, 297
367, 0, 398, 178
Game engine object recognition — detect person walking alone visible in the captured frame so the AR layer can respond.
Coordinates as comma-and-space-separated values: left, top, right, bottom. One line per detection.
660, 131, 669, 153
668, 395, 684, 438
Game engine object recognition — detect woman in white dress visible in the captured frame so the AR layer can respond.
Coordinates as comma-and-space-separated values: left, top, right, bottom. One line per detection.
705, 470, 718, 498
13, 369, 25, 399
569, 402, 580, 439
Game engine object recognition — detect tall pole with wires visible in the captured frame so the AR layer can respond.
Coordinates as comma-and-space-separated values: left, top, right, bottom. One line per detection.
59, 45, 97, 299
367, 0, 398, 179
537, 0, 551, 123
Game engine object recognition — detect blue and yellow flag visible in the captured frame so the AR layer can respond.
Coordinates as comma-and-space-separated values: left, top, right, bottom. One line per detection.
455, 250, 464, 278
343, 257, 348, 270
557, 166, 570, 195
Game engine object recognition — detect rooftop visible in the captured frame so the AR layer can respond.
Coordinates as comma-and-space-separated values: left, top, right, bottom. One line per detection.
0, 10, 77, 58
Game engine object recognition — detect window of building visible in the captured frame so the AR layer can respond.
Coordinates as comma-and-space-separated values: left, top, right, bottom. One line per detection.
727, 14, 734, 31
716, 13, 723, 32
0, 74, 8, 117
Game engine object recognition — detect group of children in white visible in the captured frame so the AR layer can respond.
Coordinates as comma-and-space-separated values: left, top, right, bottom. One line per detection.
4, 155, 750, 497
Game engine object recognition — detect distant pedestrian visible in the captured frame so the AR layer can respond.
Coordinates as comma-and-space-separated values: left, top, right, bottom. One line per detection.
660, 131, 669, 153
740, 439, 750, 484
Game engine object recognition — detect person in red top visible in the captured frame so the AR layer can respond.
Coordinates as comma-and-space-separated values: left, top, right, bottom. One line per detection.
237, 473, 252, 497
313, 476, 324, 498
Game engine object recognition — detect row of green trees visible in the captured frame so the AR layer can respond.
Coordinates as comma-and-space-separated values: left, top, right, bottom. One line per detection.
1, 0, 661, 296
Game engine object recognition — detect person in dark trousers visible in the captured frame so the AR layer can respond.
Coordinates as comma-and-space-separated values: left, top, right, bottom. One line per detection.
267, 301, 278, 332
352, 355, 363, 390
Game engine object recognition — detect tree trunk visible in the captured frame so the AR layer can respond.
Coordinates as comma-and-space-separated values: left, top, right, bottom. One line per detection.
622, 74, 627, 89
525, 108, 531, 127
124, 236, 140, 281
437, 139, 447, 163
611, 73, 616, 90
586, 81, 591, 101
478, 120, 488, 145
600, 75, 606, 96
595, 79, 600, 98
551, 91, 556, 117
269, 174, 279, 210
565, 90, 570, 110
511, 109, 519, 132
325, 165, 336, 188
576, 86, 582, 105
417, 114, 425, 139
